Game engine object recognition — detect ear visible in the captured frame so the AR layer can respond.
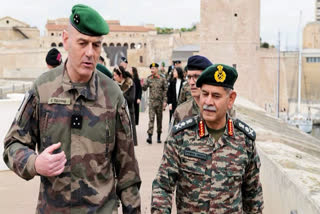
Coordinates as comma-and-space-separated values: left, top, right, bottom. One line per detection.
62, 30, 69, 51
227, 90, 237, 110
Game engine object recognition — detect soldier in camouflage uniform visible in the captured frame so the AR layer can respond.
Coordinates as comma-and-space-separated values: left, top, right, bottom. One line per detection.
177, 81, 192, 105
3, 4, 141, 213
152, 64, 263, 213
142, 63, 168, 144
172, 55, 212, 125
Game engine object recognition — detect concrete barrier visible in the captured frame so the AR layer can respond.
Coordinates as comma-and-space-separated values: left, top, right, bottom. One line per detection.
258, 146, 320, 214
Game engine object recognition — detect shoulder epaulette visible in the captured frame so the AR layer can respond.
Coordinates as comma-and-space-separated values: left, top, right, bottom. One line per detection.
182, 81, 187, 86
172, 116, 197, 134
234, 119, 256, 141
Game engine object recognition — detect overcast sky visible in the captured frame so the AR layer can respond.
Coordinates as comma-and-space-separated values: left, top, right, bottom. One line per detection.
0, 0, 316, 50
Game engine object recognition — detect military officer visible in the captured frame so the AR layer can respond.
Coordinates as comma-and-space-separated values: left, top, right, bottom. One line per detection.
151, 64, 264, 213
3, 4, 141, 213
172, 55, 212, 125
142, 62, 168, 144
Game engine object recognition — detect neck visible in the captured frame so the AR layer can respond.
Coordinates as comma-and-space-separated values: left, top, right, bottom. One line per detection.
194, 96, 200, 106
205, 116, 226, 130
66, 61, 91, 83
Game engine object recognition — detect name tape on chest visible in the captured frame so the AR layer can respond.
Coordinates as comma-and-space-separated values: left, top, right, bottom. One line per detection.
234, 119, 256, 141
172, 117, 197, 134
184, 150, 208, 161
48, 97, 71, 105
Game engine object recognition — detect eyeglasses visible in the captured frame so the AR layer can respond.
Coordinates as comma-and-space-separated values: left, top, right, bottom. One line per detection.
186, 74, 200, 81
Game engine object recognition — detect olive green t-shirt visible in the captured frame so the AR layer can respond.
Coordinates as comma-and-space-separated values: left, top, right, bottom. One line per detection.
207, 126, 226, 142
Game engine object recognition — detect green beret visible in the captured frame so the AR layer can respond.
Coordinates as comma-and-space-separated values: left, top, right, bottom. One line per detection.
70, 4, 109, 36
150, 63, 159, 68
196, 64, 238, 89
96, 63, 113, 79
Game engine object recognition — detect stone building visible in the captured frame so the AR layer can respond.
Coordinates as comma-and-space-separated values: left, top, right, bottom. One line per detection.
0, 16, 40, 49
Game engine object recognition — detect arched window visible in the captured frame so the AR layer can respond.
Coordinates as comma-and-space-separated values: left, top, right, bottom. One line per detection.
51, 33, 54, 36
116, 43, 121, 47
102, 43, 107, 47
51, 42, 57, 47
130, 43, 135, 49
109, 43, 115, 47
137, 43, 143, 49
124, 43, 128, 48
139, 56, 143, 63
144, 43, 147, 48
58, 42, 63, 47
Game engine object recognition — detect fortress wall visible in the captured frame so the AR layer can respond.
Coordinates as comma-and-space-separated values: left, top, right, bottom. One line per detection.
258, 146, 320, 214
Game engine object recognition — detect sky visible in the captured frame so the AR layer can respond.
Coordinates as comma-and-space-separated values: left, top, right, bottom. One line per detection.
0, 0, 316, 50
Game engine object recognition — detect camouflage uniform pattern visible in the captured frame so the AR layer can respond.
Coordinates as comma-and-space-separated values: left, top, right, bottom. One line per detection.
3, 64, 141, 213
171, 98, 199, 125
177, 81, 192, 105
142, 74, 168, 135
151, 116, 263, 213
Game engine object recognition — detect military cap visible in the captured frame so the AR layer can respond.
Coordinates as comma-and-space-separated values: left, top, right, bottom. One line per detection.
187, 55, 212, 71
161, 62, 165, 67
70, 4, 109, 36
150, 63, 159, 68
121, 57, 128, 64
196, 64, 238, 89
46, 48, 62, 67
96, 63, 113, 79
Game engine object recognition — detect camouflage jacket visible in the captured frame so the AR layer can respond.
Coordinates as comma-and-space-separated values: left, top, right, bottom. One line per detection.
171, 98, 199, 125
151, 116, 263, 214
3, 64, 141, 214
142, 74, 168, 103
177, 81, 192, 105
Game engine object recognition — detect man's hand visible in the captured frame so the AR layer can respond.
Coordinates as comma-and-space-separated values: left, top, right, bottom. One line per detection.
35, 142, 66, 177
137, 99, 141, 104
163, 102, 167, 111
168, 104, 172, 110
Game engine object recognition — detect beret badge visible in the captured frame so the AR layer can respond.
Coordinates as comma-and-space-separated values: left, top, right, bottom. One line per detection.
214, 65, 226, 83
73, 14, 80, 24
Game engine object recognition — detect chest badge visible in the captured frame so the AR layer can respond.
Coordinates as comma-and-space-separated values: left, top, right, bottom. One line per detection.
198, 120, 205, 138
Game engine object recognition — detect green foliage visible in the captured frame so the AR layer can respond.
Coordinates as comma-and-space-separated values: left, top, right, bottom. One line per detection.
261, 42, 270, 48
156, 24, 197, 34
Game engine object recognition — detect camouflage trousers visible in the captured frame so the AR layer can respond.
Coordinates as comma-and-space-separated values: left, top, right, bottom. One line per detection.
148, 100, 163, 135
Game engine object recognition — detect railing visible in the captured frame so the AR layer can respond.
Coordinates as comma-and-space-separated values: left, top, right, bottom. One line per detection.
0, 82, 32, 99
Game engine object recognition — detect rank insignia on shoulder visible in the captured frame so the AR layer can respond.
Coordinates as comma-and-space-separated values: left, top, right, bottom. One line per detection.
172, 117, 197, 134
234, 119, 256, 141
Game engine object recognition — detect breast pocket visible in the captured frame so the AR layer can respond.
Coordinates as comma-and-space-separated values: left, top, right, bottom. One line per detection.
213, 167, 244, 212
179, 155, 207, 199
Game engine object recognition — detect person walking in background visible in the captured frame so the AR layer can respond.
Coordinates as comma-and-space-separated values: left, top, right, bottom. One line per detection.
45, 48, 62, 69
119, 56, 128, 70
113, 66, 138, 146
97, 55, 113, 78
142, 63, 168, 144
129, 66, 142, 126
3, 4, 141, 213
167, 67, 184, 122
172, 55, 212, 125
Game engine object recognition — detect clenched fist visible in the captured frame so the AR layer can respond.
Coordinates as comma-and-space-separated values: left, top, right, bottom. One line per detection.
35, 142, 67, 177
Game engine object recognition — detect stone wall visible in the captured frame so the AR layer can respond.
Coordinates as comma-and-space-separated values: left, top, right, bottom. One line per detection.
303, 22, 320, 49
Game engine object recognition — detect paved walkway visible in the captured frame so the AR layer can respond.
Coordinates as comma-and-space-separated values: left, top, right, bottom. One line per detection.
0, 108, 173, 214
